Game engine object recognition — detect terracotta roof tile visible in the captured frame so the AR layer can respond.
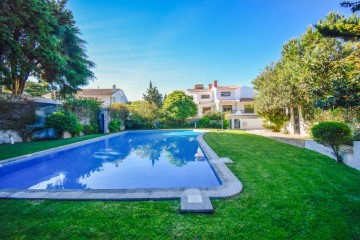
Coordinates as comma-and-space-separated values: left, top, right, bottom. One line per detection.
186, 89, 212, 92
77, 89, 118, 96
217, 86, 240, 89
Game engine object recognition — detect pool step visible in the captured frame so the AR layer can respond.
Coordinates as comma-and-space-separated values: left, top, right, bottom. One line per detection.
180, 189, 214, 213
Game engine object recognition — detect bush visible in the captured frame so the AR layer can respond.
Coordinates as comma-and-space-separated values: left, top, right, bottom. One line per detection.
198, 111, 230, 129
82, 121, 99, 135
198, 117, 210, 128
46, 111, 82, 137
62, 98, 101, 127
263, 122, 281, 132
108, 120, 121, 133
311, 122, 351, 162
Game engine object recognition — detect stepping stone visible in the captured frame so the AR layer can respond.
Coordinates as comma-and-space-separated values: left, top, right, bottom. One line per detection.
180, 189, 214, 213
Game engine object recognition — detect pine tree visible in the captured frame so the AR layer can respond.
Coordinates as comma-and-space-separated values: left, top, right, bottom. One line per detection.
143, 80, 163, 108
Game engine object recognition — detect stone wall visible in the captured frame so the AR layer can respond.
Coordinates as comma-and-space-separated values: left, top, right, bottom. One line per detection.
0, 130, 23, 144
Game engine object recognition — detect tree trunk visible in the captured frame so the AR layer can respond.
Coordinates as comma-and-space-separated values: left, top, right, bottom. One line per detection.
332, 146, 343, 163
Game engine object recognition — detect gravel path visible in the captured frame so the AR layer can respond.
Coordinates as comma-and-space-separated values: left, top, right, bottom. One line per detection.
244, 130, 308, 148
244, 130, 353, 152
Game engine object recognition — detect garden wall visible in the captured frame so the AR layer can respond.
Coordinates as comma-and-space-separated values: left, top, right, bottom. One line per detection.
0, 130, 22, 144
305, 140, 360, 171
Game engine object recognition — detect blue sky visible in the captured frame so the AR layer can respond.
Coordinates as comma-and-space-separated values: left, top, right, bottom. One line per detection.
67, 0, 351, 101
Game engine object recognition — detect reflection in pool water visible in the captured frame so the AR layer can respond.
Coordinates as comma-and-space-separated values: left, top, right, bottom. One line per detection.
0, 130, 221, 189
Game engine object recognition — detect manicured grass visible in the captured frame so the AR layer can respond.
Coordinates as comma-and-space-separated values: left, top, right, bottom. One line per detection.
0, 131, 359, 239
0, 134, 106, 161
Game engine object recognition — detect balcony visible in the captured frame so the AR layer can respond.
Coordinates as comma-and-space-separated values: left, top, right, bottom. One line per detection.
223, 109, 256, 115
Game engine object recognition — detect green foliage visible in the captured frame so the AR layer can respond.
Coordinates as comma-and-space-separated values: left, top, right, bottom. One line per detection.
108, 120, 121, 133
0, 0, 94, 97
198, 111, 230, 129
126, 101, 158, 129
62, 98, 101, 127
161, 91, 197, 125
315, 12, 360, 41
143, 81, 163, 108
253, 25, 360, 127
82, 121, 99, 135
198, 117, 210, 128
311, 122, 352, 162
313, 75, 360, 110
24, 81, 52, 97
0, 95, 36, 141
45, 111, 82, 137
107, 103, 129, 122
341, 1, 360, 12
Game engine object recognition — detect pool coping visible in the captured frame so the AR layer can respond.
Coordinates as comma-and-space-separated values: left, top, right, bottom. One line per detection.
0, 130, 243, 211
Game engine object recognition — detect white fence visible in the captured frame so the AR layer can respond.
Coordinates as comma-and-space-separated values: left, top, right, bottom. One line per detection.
305, 140, 360, 171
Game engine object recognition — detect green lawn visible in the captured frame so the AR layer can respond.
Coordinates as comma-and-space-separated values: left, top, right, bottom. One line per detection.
0, 131, 359, 239
0, 134, 106, 161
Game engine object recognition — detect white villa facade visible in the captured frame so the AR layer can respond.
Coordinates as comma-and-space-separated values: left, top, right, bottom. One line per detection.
43, 85, 128, 107
186, 80, 263, 130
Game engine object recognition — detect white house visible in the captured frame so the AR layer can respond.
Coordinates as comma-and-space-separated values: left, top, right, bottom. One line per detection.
76, 85, 128, 107
44, 85, 128, 107
186, 80, 263, 130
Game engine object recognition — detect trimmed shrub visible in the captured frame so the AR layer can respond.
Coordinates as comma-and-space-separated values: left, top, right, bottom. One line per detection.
82, 121, 100, 135
46, 111, 82, 137
108, 119, 121, 133
311, 122, 351, 162
198, 117, 210, 128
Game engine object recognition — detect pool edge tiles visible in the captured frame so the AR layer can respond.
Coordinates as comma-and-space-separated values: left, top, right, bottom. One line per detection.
0, 131, 243, 212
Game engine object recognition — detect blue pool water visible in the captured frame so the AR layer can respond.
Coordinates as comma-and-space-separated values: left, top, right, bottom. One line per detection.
0, 130, 221, 189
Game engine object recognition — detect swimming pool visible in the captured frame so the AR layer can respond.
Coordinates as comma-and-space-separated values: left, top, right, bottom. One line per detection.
0, 130, 221, 190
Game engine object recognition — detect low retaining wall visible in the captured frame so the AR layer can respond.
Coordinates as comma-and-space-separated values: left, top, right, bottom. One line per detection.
305, 140, 360, 171
0, 130, 22, 144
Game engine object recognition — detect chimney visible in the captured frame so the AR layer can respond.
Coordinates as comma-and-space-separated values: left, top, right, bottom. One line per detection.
112, 85, 116, 92
194, 84, 204, 89
214, 80, 218, 88
208, 84, 212, 89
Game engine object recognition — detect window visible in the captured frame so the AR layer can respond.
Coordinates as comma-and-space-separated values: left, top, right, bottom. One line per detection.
221, 92, 231, 97
201, 94, 210, 99
203, 107, 211, 113
222, 105, 232, 113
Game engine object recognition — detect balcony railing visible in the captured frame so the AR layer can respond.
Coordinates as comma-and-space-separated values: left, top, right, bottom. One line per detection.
223, 110, 255, 115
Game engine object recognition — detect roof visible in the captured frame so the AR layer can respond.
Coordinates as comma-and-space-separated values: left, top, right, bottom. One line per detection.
186, 89, 212, 93
216, 85, 240, 90
77, 89, 120, 96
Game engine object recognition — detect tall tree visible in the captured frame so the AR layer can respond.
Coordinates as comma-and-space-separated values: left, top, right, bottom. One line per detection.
341, 1, 360, 12
161, 91, 197, 125
0, 0, 94, 97
24, 81, 52, 97
315, 12, 360, 41
143, 80, 163, 108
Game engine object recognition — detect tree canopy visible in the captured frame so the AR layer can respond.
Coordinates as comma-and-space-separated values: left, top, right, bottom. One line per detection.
315, 12, 360, 41
341, 1, 360, 12
143, 80, 163, 108
24, 81, 52, 97
0, 0, 94, 97
162, 91, 197, 123
253, 26, 360, 125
